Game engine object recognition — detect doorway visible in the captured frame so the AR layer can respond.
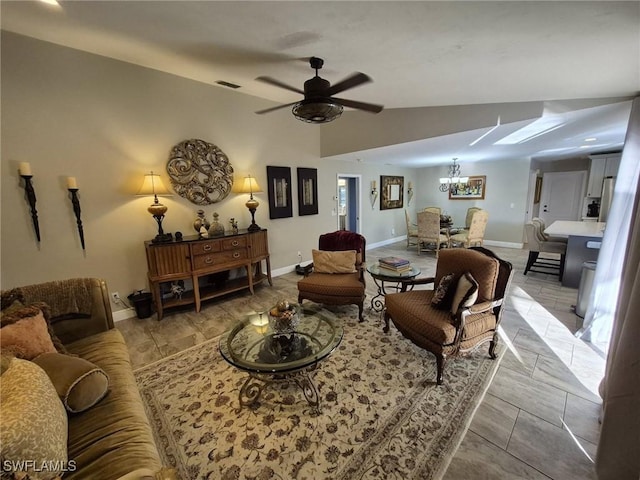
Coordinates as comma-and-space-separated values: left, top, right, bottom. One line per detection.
337, 175, 361, 232
538, 171, 587, 225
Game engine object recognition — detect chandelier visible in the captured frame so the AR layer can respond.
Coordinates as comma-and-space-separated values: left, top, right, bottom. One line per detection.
439, 158, 469, 192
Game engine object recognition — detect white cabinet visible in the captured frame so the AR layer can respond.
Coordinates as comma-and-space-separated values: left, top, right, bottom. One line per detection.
604, 154, 621, 177
586, 157, 605, 197
588, 153, 622, 196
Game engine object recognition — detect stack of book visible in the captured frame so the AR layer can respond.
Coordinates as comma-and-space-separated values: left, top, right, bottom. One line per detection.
378, 256, 412, 273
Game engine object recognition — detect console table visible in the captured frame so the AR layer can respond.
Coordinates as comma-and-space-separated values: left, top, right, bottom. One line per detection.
145, 229, 272, 320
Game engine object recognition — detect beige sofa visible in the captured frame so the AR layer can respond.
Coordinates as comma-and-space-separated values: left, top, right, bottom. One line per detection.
3, 278, 172, 480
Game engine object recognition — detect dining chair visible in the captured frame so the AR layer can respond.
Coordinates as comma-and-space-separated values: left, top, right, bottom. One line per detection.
423, 206, 441, 215
449, 209, 488, 248
417, 210, 449, 257
405, 209, 419, 248
464, 207, 482, 230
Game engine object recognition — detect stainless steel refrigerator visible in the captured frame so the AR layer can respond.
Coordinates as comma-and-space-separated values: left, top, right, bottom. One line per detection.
598, 176, 615, 222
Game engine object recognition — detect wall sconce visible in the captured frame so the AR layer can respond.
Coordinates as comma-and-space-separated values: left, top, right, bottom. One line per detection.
407, 181, 414, 205
137, 171, 173, 243
67, 176, 85, 250
370, 180, 378, 209
18, 162, 41, 243
236, 174, 263, 232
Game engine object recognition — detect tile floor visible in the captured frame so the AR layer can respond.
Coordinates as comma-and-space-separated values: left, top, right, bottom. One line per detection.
118, 242, 604, 479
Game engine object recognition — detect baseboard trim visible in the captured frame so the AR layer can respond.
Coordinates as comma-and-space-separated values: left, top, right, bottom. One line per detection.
113, 307, 136, 322
484, 240, 523, 249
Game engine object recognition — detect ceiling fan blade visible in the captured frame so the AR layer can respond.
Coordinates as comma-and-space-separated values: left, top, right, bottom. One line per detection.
326, 72, 372, 96
255, 101, 298, 115
332, 97, 384, 113
255, 76, 304, 95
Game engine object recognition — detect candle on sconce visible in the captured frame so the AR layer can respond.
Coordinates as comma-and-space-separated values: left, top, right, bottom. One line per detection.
67, 177, 78, 189
19, 162, 32, 176
372, 180, 377, 189
408, 181, 413, 189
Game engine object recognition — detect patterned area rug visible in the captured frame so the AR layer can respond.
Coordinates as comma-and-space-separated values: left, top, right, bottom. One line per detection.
135, 310, 502, 480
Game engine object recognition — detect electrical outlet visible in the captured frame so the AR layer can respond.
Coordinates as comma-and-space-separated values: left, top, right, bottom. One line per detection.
111, 292, 120, 303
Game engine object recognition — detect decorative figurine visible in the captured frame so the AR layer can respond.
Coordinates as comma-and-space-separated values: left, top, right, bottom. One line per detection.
208, 212, 225, 237
199, 226, 209, 238
170, 281, 185, 299
193, 209, 210, 234
229, 217, 238, 234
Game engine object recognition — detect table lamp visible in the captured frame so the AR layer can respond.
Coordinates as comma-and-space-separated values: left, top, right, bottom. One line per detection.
137, 171, 173, 243
237, 175, 263, 232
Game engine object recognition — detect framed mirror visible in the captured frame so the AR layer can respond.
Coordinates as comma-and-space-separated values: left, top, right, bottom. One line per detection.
380, 175, 404, 210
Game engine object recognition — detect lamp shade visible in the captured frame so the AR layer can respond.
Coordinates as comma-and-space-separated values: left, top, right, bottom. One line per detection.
136, 171, 171, 196
237, 175, 263, 195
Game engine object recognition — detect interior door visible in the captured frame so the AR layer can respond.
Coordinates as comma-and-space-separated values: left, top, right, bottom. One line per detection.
337, 175, 361, 232
539, 171, 587, 225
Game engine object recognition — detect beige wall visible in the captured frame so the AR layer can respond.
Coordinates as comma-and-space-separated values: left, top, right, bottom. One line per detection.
1, 32, 417, 312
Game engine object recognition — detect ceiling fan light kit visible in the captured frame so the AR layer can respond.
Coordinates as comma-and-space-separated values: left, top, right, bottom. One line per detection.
292, 99, 343, 123
256, 56, 383, 124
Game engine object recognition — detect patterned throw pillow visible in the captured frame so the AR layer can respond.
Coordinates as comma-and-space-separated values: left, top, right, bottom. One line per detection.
0, 303, 68, 355
0, 357, 68, 480
431, 273, 457, 310
450, 272, 480, 315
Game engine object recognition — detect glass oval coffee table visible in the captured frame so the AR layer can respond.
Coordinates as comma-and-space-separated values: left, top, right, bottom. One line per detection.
219, 304, 343, 413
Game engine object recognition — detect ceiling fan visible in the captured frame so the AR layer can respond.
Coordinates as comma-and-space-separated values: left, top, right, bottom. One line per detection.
255, 56, 384, 124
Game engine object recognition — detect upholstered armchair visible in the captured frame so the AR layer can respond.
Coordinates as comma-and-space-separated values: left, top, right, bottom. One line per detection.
524, 221, 566, 277
384, 247, 513, 385
449, 209, 488, 248
405, 210, 419, 248
297, 231, 367, 322
417, 210, 449, 256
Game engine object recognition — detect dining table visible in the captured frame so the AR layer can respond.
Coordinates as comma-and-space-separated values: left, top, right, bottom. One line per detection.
544, 220, 605, 288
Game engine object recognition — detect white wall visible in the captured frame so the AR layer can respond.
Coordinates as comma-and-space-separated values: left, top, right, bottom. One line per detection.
413, 158, 532, 246
0, 32, 416, 310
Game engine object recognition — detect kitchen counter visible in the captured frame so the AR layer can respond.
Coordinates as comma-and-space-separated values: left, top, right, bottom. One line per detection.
544, 220, 605, 238
545, 220, 605, 288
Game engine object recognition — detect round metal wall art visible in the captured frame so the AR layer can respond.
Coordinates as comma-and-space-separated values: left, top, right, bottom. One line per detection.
167, 139, 234, 205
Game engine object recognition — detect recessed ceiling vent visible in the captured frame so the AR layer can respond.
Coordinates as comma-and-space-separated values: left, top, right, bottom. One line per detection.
216, 80, 241, 89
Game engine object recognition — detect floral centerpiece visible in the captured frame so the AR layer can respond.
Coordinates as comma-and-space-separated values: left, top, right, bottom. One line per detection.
268, 300, 299, 334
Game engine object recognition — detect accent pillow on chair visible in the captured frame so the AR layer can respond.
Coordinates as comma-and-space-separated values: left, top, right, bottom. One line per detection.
450, 272, 479, 314
312, 249, 357, 274
430, 273, 457, 310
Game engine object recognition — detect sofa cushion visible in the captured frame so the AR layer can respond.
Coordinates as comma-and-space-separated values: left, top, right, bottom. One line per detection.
63, 329, 162, 480
312, 249, 357, 274
33, 352, 110, 413
0, 308, 58, 360
0, 357, 68, 480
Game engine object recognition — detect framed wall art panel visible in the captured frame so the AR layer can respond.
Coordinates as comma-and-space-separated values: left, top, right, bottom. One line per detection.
297, 167, 318, 216
380, 175, 404, 210
449, 175, 486, 200
267, 166, 293, 219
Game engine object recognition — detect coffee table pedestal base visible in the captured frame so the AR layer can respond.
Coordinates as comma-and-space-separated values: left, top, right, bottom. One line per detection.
239, 368, 321, 413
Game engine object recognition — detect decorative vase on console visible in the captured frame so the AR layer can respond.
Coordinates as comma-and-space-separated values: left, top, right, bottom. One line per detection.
193, 209, 210, 235
208, 212, 225, 237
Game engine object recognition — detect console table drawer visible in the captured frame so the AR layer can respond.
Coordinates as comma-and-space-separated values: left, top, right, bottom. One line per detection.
221, 237, 247, 250
192, 250, 248, 270
191, 240, 222, 255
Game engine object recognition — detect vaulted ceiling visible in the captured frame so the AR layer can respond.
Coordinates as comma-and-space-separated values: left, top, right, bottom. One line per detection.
2, 1, 638, 166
